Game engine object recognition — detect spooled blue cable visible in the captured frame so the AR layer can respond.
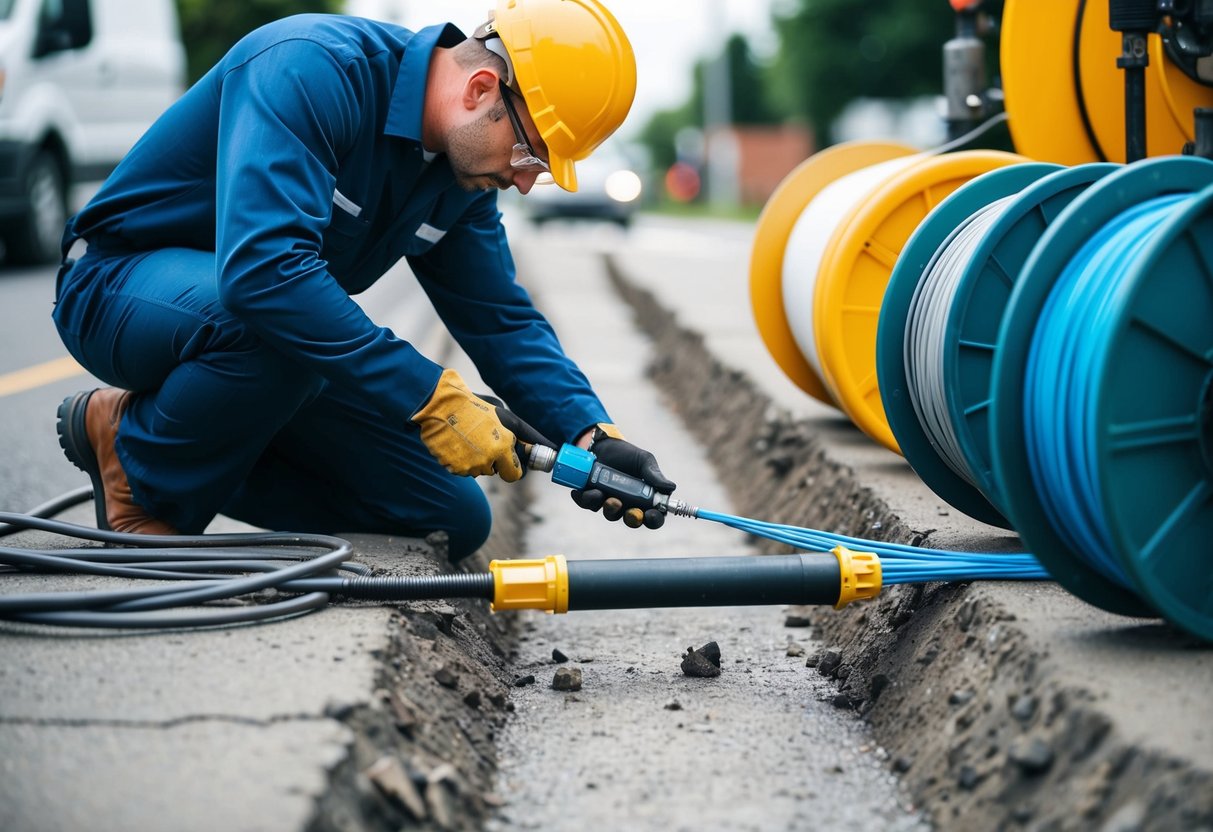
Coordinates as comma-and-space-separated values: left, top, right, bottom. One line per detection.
1023, 194, 1189, 589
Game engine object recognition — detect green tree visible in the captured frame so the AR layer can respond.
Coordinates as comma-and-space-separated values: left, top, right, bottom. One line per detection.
768, 0, 954, 144
176, 0, 342, 84
638, 103, 696, 173
722, 33, 785, 127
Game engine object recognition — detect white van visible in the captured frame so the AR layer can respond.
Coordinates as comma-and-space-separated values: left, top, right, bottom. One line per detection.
0, 0, 184, 264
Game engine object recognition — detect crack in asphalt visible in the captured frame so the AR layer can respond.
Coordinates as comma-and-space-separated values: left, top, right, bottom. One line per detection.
0, 711, 340, 730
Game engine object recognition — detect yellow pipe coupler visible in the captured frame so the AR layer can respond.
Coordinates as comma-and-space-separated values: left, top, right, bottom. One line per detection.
832, 545, 882, 609
488, 555, 569, 614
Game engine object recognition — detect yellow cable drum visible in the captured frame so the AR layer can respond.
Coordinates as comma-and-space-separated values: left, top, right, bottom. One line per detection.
750, 141, 917, 407
773, 148, 1026, 453
1003, 0, 1213, 164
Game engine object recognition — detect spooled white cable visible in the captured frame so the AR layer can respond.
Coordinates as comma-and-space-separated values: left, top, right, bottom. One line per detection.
781, 155, 922, 382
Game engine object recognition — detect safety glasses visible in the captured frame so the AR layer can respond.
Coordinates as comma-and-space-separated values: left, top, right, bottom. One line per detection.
499, 80, 552, 178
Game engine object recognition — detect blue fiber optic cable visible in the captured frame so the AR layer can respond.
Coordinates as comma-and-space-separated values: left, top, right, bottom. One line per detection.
524, 425, 1051, 587
696, 508, 1050, 585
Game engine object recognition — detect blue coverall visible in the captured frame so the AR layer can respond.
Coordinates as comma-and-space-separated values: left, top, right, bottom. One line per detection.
51, 16, 610, 558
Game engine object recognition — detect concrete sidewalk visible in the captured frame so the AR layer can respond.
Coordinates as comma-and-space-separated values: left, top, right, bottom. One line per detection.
601, 215, 1213, 831
0, 258, 527, 832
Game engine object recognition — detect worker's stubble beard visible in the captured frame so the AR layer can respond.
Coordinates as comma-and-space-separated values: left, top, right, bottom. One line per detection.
447, 102, 512, 193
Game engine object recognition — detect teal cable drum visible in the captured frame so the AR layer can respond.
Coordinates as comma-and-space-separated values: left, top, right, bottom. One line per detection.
990, 156, 1213, 620
879, 163, 1061, 529
1092, 187, 1213, 640
1026, 195, 1186, 598
946, 164, 1118, 507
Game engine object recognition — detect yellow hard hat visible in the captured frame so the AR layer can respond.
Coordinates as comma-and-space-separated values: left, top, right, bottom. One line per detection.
483, 0, 637, 192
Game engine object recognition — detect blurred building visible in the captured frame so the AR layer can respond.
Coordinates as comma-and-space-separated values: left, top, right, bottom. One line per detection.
705, 124, 815, 206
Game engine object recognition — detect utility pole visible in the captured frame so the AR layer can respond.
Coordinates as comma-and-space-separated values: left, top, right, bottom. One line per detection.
703, 0, 738, 207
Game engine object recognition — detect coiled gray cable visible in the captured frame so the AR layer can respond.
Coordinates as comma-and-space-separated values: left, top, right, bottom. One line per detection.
0, 489, 494, 629
904, 195, 1013, 486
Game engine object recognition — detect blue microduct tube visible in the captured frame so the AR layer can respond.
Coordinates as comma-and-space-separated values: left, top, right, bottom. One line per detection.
694, 509, 1050, 586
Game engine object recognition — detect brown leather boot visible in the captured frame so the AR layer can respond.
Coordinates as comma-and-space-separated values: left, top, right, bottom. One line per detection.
56, 388, 178, 535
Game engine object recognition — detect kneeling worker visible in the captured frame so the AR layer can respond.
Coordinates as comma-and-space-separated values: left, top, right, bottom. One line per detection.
51, 0, 674, 559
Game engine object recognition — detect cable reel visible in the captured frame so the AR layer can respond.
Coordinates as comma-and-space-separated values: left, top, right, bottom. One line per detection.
751, 141, 918, 408
757, 153, 1213, 638
751, 142, 1026, 454
871, 155, 1213, 639
989, 156, 1213, 638
1001, 0, 1213, 164
878, 162, 1119, 529
742, 0, 1213, 639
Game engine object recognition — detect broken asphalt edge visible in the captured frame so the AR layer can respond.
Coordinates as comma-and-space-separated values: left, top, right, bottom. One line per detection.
602, 252, 1213, 832
305, 476, 528, 832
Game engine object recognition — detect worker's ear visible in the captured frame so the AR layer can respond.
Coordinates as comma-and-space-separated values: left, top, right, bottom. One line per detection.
461, 68, 499, 112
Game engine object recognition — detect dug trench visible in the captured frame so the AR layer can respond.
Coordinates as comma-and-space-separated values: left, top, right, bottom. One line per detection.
303, 245, 1210, 832
601, 253, 1213, 832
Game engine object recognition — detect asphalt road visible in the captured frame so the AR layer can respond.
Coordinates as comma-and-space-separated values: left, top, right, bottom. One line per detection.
0, 262, 98, 513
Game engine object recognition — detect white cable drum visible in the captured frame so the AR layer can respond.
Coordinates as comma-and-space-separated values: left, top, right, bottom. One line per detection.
903, 195, 1014, 486
781, 155, 922, 384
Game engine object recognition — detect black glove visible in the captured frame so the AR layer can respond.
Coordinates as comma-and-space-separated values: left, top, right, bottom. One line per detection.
571, 424, 676, 530
476, 394, 557, 479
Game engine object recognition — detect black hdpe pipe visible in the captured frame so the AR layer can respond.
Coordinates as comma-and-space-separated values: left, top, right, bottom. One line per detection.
294, 555, 847, 610
565, 555, 840, 610
0, 490, 868, 630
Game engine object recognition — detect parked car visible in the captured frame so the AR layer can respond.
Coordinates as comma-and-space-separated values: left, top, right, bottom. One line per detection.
525, 141, 644, 228
0, 0, 185, 264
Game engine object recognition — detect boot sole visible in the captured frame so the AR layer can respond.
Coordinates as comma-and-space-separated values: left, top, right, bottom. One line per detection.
56, 390, 110, 531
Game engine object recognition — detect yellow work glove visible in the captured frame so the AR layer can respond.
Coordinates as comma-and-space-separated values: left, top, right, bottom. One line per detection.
411, 369, 523, 482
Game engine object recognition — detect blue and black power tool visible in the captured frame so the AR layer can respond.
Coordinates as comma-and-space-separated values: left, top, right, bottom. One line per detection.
521, 442, 696, 527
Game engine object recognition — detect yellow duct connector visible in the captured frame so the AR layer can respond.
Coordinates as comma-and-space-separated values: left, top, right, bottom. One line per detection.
832, 545, 882, 609
488, 555, 569, 614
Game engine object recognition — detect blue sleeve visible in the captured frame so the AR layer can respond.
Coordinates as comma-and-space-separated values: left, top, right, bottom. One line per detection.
407, 193, 610, 445
214, 39, 442, 421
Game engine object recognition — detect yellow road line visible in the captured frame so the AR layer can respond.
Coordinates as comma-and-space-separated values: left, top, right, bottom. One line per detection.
0, 356, 86, 398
